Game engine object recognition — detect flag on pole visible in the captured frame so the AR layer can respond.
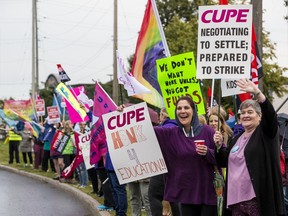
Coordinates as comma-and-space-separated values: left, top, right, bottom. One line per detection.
90, 82, 117, 165
55, 82, 88, 123
57, 64, 71, 83
62, 131, 84, 178
237, 21, 263, 106
4, 99, 35, 122
131, 0, 170, 108
0, 109, 17, 127
117, 50, 151, 96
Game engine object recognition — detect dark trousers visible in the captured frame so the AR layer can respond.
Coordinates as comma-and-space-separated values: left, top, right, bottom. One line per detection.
149, 174, 182, 216
42, 150, 55, 172
9, 141, 20, 164
22, 152, 33, 164
149, 175, 164, 216
33, 144, 44, 169
98, 168, 114, 208
108, 171, 127, 216
87, 167, 99, 193
62, 154, 74, 179
181, 204, 217, 216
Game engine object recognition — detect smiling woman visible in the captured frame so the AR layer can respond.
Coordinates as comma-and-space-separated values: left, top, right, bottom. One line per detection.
153, 95, 219, 215
214, 79, 285, 216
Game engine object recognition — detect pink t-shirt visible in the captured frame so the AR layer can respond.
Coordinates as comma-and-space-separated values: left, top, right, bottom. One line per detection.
227, 132, 256, 207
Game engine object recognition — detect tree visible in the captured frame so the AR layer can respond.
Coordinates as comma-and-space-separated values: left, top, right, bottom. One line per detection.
156, 0, 198, 28
165, 16, 198, 56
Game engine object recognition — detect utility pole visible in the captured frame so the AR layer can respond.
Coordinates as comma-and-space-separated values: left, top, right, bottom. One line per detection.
31, 0, 36, 100
112, 0, 119, 104
35, 0, 39, 95
32, 0, 39, 100
252, 0, 263, 89
252, 0, 262, 58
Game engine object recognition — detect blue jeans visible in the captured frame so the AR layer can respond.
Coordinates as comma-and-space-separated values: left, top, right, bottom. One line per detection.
78, 162, 88, 186
108, 171, 127, 216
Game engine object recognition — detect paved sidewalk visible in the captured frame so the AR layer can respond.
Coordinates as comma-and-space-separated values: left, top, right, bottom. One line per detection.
0, 165, 111, 216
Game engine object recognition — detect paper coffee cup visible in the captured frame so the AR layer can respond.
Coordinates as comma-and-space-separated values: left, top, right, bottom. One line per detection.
194, 140, 205, 146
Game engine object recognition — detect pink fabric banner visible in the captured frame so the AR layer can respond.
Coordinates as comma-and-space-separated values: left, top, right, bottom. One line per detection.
90, 82, 117, 165
64, 85, 90, 123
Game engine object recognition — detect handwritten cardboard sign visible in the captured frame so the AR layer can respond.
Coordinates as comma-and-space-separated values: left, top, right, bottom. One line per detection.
157, 52, 205, 117
102, 102, 167, 184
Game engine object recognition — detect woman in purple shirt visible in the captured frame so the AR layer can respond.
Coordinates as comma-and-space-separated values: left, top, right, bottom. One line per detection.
154, 95, 218, 215
214, 79, 285, 216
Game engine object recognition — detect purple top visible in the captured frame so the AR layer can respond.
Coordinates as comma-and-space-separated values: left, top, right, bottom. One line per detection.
227, 132, 256, 206
154, 124, 217, 205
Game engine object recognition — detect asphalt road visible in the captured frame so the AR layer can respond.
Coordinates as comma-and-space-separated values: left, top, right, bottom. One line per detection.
0, 169, 94, 216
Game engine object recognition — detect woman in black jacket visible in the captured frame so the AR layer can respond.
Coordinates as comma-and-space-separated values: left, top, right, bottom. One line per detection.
214, 78, 285, 216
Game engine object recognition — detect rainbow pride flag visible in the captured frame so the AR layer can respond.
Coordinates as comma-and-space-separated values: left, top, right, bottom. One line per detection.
131, 0, 168, 108
4, 99, 36, 122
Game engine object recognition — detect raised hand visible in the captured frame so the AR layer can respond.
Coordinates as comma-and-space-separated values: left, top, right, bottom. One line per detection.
236, 78, 258, 94
236, 78, 265, 103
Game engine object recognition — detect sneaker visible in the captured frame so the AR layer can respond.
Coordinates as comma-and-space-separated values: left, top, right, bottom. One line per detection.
79, 185, 86, 188
97, 205, 114, 211
97, 191, 104, 197
53, 176, 60, 180
59, 178, 66, 183
65, 179, 74, 184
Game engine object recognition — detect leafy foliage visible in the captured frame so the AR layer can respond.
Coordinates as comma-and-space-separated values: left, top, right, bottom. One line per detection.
165, 16, 198, 56
157, 0, 198, 28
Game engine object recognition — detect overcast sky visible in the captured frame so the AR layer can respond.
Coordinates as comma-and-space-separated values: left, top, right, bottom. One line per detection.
0, 0, 287, 100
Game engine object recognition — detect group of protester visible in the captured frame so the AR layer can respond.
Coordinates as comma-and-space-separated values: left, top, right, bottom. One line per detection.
117, 79, 286, 216
3, 78, 287, 216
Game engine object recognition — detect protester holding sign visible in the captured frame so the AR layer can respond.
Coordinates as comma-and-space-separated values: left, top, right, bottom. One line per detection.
148, 107, 181, 216
50, 123, 64, 180
39, 122, 56, 173
74, 121, 89, 188
208, 109, 233, 146
152, 96, 218, 215
59, 120, 75, 183
214, 79, 285, 215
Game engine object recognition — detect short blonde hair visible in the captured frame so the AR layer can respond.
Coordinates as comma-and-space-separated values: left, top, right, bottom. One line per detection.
211, 105, 227, 119
160, 107, 169, 119
198, 115, 207, 125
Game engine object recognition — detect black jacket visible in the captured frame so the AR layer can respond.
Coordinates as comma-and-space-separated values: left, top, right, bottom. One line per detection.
216, 99, 285, 216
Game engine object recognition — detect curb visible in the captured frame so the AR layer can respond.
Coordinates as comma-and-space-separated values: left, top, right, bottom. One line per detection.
0, 165, 111, 216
